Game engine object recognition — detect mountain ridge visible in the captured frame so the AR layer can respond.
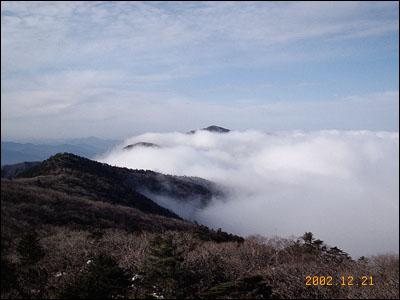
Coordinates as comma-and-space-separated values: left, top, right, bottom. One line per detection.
17, 153, 223, 211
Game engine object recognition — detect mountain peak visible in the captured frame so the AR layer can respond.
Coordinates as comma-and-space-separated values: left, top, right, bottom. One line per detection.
188, 125, 230, 134
203, 125, 230, 133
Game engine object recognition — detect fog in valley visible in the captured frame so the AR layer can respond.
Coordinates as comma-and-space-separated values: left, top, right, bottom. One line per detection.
98, 129, 399, 258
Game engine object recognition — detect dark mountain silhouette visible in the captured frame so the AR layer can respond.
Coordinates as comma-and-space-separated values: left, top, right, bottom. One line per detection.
188, 125, 230, 134
16, 153, 222, 208
12, 153, 182, 220
123, 142, 160, 150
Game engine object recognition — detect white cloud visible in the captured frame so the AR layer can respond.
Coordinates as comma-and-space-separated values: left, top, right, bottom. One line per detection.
98, 129, 399, 258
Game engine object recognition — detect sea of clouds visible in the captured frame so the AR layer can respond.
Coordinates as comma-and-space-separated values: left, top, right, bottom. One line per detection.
98, 129, 399, 258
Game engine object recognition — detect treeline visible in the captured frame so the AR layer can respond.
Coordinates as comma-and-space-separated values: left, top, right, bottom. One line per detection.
1, 226, 398, 299
192, 222, 245, 243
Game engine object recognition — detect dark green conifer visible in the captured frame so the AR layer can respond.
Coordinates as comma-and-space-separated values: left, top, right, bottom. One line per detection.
302, 232, 314, 245
143, 234, 192, 299
60, 253, 131, 299
16, 231, 45, 266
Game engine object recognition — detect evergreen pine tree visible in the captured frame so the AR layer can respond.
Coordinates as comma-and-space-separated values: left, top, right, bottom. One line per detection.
60, 253, 131, 299
301, 232, 314, 245
143, 234, 192, 299
16, 231, 45, 266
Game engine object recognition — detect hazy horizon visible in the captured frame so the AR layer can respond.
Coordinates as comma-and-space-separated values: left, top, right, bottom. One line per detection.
3, 126, 400, 144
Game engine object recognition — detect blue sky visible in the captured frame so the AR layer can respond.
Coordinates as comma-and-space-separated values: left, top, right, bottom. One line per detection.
1, 1, 399, 140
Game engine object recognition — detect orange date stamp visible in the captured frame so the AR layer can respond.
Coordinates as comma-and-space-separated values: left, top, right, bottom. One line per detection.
305, 276, 374, 286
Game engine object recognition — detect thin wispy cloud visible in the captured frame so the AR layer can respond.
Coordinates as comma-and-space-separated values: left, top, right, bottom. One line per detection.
2, 2, 397, 71
1, 1, 398, 140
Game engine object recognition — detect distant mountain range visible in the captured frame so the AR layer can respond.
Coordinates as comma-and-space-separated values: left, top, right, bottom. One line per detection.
1, 137, 122, 165
1, 127, 232, 165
